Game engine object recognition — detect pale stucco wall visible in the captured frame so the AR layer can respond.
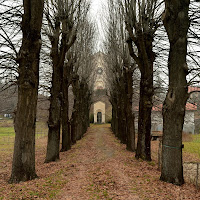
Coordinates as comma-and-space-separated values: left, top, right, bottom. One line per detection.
134, 110, 195, 134
94, 101, 105, 123
183, 111, 195, 134
150, 110, 195, 134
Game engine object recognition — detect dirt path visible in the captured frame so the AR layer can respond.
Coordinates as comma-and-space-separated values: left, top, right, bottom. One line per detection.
55, 125, 139, 200
55, 124, 200, 200
1, 124, 200, 199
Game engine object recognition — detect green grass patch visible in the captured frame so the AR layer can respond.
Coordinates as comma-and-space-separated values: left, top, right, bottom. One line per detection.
147, 161, 156, 166
3, 169, 69, 199
0, 127, 15, 135
183, 135, 200, 158
0, 127, 15, 151
0, 123, 47, 139
0, 121, 47, 154
40, 171, 68, 199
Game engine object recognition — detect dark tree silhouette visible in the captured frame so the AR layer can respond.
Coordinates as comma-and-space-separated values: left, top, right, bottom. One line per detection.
160, 0, 190, 185
9, 0, 44, 183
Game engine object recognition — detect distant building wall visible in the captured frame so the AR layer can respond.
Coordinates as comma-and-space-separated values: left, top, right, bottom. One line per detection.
183, 111, 195, 134
94, 101, 105, 123
151, 112, 163, 132
135, 110, 195, 134
90, 89, 112, 123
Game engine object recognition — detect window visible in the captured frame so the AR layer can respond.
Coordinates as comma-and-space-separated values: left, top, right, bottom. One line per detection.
97, 68, 103, 75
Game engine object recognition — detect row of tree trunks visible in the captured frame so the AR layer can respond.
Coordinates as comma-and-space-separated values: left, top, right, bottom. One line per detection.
136, 64, 154, 160
125, 69, 135, 152
123, 0, 159, 161
45, 19, 66, 162
136, 72, 153, 161
127, 32, 155, 161
110, 69, 135, 152
109, 0, 191, 187
10, 0, 44, 183
45, 60, 62, 162
111, 99, 119, 137
71, 77, 91, 144
61, 81, 71, 152
61, 58, 73, 152
111, 84, 125, 142
45, 9, 77, 161
160, 0, 190, 185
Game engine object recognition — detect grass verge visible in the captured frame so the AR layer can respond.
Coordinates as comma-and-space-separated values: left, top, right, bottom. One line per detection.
183, 135, 200, 158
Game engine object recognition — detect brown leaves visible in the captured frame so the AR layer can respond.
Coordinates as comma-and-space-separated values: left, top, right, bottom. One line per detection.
1, 125, 200, 199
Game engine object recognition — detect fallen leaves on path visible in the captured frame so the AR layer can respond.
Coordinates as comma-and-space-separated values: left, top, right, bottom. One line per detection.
0, 124, 200, 199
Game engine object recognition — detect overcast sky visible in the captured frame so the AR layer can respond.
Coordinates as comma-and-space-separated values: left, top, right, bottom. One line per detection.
90, 0, 108, 51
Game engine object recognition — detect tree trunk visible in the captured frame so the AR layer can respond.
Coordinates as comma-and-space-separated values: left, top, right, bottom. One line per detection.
160, 0, 190, 185
70, 109, 77, 144
45, 18, 70, 162
135, 38, 154, 161
126, 70, 135, 152
127, 32, 155, 161
45, 34, 64, 162
117, 81, 127, 144
45, 61, 62, 162
9, 0, 44, 183
70, 78, 91, 144
71, 78, 79, 144
136, 71, 153, 160
61, 81, 71, 152
61, 58, 73, 152
111, 103, 119, 137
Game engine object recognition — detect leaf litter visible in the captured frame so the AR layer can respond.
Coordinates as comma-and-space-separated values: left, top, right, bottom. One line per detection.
0, 124, 200, 199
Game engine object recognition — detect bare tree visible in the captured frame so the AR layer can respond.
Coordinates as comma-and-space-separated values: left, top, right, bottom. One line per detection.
61, 2, 90, 152
104, 1, 136, 151
0, 0, 22, 84
160, 0, 190, 186
60, 52, 73, 151
8, 0, 44, 183
43, 0, 89, 162
43, 0, 77, 162
70, 20, 95, 144
118, 0, 164, 160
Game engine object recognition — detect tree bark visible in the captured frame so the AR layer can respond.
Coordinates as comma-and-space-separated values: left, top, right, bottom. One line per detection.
160, 0, 190, 185
135, 35, 154, 161
71, 77, 79, 144
9, 0, 44, 183
111, 101, 119, 137
136, 71, 153, 160
126, 70, 135, 152
118, 102, 127, 144
45, 56, 62, 162
61, 60, 72, 152
45, 20, 64, 162
61, 84, 71, 152
45, 16, 75, 162
70, 77, 91, 144
117, 77, 127, 144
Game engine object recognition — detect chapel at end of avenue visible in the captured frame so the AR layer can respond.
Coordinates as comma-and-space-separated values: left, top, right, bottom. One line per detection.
90, 52, 112, 124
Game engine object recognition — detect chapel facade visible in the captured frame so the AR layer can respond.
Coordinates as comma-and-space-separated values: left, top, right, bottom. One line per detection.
91, 52, 112, 124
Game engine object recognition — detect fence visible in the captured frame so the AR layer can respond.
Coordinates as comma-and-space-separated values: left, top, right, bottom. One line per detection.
0, 127, 48, 152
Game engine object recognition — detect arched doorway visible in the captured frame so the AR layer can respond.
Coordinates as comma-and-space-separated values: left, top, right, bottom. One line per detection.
94, 101, 105, 123
97, 112, 102, 123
